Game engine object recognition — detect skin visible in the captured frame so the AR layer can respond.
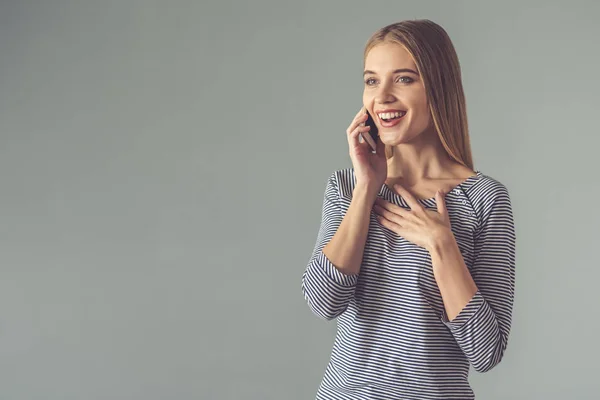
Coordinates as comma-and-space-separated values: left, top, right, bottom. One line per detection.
361, 41, 475, 191
352, 41, 478, 321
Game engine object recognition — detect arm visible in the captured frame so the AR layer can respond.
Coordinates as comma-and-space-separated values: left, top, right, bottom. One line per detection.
301, 172, 377, 320
429, 185, 516, 373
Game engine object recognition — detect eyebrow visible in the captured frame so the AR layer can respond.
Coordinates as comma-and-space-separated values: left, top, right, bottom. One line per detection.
363, 68, 419, 76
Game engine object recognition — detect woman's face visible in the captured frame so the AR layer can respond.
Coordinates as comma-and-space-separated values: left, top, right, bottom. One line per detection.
362, 42, 433, 146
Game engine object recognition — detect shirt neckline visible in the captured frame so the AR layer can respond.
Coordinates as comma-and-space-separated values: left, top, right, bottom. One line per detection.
378, 170, 482, 207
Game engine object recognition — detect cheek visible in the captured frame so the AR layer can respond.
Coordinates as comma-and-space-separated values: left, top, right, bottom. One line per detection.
405, 90, 428, 109
407, 93, 431, 122
411, 110, 432, 130
414, 104, 431, 122
405, 104, 432, 134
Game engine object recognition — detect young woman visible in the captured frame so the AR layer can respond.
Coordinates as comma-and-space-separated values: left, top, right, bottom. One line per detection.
301, 19, 516, 400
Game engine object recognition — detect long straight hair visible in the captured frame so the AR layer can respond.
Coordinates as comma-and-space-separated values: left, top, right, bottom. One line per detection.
364, 20, 474, 170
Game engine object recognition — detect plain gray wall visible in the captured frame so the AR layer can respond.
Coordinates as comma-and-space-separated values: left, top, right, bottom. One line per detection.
1, 1, 599, 399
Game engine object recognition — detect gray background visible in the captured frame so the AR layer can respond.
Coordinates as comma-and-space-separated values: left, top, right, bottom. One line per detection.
0, 1, 598, 399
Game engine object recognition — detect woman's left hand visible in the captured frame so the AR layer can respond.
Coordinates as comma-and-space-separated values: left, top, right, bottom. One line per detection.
373, 184, 453, 251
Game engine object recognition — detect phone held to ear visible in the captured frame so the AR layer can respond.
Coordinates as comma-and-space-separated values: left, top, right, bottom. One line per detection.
364, 110, 378, 153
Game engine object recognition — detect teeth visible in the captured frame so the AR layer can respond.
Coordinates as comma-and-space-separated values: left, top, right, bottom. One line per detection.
378, 111, 406, 120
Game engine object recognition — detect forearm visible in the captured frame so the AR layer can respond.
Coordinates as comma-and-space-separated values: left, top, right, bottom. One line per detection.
428, 230, 510, 372
428, 230, 478, 321
322, 183, 377, 276
424, 186, 515, 372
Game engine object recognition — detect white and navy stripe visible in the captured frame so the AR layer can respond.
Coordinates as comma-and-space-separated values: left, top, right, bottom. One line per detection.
302, 168, 516, 400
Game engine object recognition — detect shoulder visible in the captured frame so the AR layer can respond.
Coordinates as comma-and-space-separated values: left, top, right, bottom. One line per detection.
464, 171, 514, 230
465, 171, 511, 202
324, 167, 357, 199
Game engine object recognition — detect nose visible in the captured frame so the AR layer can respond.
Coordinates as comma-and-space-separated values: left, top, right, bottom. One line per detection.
374, 81, 396, 104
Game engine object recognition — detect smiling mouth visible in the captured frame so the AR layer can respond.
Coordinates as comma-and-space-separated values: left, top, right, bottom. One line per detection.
377, 110, 407, 122
376, 110, 407, 127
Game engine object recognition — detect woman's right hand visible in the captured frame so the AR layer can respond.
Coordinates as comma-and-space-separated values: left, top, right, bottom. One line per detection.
346, 107, 388, 193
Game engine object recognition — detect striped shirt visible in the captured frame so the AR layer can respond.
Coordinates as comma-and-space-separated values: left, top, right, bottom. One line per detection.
301, 168, 516, 399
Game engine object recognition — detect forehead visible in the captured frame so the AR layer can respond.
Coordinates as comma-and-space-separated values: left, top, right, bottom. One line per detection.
364, 42, 417, 73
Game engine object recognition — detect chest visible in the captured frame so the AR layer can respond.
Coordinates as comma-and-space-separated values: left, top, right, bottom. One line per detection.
384, 177, 469, 202
342, 198, 478, 317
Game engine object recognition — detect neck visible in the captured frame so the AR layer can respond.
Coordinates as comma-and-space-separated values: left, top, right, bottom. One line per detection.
386, 129, 457, 186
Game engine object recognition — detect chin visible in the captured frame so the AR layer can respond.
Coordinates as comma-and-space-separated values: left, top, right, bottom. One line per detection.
382, 127, 429, 146
380, 131, 411, 146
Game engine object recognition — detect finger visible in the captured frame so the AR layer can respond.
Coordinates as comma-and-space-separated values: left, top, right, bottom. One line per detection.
349, 124, 371, 146
352, 107, 367, 125
347, 112, 369, 136
355, 106, 366, 120
362, 130, 377, 152
353, 132, 373, 152
374, 198, 419, 224
347, 117, 367, 137
375, 213, 404, 235
435, 190, 448, 216
373, 204, 403, 225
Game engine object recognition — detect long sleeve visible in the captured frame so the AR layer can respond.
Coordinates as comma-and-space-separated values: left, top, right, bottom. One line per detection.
301, 172, 358, 321
440, 184, 516, 373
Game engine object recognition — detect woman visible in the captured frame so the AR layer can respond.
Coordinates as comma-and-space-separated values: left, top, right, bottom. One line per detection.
301, 19, 516, 400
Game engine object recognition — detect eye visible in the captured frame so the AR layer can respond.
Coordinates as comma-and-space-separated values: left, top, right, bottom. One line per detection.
397, 76, 414, 84
364, 76, 414, 86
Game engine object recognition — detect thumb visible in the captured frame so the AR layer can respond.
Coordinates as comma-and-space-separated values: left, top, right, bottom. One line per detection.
436, 190, 448, 216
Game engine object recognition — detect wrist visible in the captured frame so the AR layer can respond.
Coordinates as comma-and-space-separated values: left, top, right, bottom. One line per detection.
427, 227, 455, 255
353, 187, 378, 208
354, 181, 380, 200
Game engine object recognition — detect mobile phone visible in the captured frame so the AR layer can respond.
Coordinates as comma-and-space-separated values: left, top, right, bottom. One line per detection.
365, 110, 378, 151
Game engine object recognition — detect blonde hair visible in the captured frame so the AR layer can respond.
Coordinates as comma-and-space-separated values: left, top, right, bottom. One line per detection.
364, 19, 474, 169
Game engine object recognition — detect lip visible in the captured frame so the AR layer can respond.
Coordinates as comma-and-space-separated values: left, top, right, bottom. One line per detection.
374, 109, 407, 128
374, 108, 407, 114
